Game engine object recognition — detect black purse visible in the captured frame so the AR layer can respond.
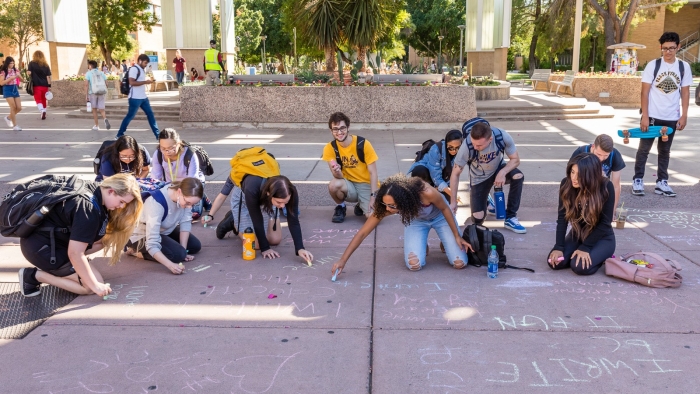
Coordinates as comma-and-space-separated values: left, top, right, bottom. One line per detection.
25, 78, 33, 95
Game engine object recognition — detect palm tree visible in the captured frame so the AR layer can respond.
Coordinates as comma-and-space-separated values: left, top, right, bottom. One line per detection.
288, 0, 346, 72
344, 0, 399, 71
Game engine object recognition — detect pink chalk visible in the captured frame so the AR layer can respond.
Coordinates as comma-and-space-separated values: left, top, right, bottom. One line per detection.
268, 294, 277, 299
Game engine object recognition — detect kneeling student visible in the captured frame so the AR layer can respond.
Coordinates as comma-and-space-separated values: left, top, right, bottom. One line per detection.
548, 153, 616, 275
331, 174, 472, 276
322, 112, 379, 223
126, 178, 203, 274
570, 134, 624, 208
17, 174, 142, 297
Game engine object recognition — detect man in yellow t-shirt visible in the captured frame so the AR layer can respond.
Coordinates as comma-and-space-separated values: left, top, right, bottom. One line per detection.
321, 112, 379, 223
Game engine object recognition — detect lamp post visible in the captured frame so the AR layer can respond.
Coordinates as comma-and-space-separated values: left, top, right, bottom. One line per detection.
260, 35, 267, 74
458, 25, 465, 73
438, 35, 444, 72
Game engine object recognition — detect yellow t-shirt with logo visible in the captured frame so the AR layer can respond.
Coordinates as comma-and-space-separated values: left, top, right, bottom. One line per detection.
322, 135, 378, 184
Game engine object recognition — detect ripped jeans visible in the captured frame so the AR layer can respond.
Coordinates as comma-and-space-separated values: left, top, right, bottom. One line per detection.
403, 212, 468, 271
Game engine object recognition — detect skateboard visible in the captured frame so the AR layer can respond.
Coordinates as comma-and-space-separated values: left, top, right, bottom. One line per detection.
618, 126, 674, 144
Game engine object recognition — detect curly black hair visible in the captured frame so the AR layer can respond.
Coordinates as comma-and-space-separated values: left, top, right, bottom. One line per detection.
373, 174, 426, 226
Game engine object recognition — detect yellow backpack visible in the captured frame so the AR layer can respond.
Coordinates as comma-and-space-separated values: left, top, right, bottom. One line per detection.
229, 147, 280, 186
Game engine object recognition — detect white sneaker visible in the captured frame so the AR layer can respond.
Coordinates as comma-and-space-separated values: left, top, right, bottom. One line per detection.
92, 126, 99, 131
655, 180, 676, 197
12, 125, 21, 131
4, 116, 12, 127
632, 178, 644, 196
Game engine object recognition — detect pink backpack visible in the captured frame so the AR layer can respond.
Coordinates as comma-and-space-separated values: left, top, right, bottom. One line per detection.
605, 252, 682, 288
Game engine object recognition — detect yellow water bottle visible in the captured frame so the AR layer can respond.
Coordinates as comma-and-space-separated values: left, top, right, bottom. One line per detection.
242, 227, 255, 260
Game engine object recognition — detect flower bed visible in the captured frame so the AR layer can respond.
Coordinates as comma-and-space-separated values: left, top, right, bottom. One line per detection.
51, 77, 120, 107
180, 85, 477, 124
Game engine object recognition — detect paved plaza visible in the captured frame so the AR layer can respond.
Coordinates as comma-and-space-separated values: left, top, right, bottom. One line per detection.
0, 93, 699, 393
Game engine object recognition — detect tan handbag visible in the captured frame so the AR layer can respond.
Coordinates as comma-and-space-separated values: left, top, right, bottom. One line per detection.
605, 252, 682, 288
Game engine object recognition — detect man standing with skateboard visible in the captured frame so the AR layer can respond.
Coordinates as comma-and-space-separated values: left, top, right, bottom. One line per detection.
634, 32, 692, 197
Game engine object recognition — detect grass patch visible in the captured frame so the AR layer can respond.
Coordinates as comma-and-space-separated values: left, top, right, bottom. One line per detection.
506, 72, 529, 81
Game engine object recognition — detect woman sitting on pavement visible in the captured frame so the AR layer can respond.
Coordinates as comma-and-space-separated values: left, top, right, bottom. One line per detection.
331, 174, 472, 276
18, 174, 143, 297
150, 128, 211, 219
95, 135, 151, 181
409, 129, 462, 203
126, 177, 203, 275
548, 153, 616, 275
222, 174, 313, 263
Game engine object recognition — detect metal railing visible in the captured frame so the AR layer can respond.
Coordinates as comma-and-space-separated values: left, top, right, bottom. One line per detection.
678, 30, 699, 63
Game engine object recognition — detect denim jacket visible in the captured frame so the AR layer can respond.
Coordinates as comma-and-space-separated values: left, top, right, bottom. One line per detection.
408, 140, 451, 192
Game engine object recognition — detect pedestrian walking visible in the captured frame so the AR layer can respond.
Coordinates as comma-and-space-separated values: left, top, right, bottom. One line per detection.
85, 60, 110, 131
203, 40, 225, 86
27, 50, 52, 120
172, 49, 186, 85
0, 56, 23, 131
116, 54, 160, 140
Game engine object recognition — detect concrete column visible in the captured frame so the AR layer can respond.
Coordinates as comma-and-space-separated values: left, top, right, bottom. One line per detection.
40, 0, 90, 78
572, 0, 583, 73
219, 0, 236, 73
475, 0, 483, 51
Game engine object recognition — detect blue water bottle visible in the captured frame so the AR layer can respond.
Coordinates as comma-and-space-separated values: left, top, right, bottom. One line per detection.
494, 187, 506, 219
487, 245, 499, 279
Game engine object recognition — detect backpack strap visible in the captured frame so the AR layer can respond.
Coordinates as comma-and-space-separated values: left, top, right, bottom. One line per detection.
38, 227, 69, 265
356, 136, 366, 163
652, 58, 662, 80
679, 61, 685, 81
330, 140, 342, 170
141, 189, 169, 221
493, 128, 506, 154
183, 147, 194, 171
608, 150, 614, 170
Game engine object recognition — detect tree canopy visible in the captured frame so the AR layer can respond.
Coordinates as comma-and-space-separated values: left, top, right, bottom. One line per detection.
0, 0, 43, 68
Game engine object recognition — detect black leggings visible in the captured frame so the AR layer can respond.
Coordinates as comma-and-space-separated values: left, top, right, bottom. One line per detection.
549, 232, 615, 275
20, 232, 77, 277
128, 226, 201, 263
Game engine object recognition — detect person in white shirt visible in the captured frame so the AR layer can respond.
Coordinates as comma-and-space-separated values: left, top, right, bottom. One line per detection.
633, 32, 692, 197
116, 54, 160, 141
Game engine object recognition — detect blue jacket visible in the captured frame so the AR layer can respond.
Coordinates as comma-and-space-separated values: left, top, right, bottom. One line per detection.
408, 140, 452, 192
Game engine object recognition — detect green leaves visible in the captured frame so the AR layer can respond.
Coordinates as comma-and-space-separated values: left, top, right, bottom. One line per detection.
0, 0, 43, 65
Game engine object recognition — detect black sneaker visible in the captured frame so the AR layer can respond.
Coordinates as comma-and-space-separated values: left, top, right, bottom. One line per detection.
354, 204, 364, 216
18, 268, 41, 297
216, 210, 235, 239
332, 205, 347, 223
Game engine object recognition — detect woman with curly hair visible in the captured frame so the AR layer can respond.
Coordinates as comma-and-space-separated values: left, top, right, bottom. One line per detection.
548, 153, 616, 275
331, 174, 472, 276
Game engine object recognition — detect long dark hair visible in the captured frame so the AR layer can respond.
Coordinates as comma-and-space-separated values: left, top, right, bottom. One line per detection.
105, 135, 145, 177
261, 175, 298, 214
561, 153, 609, 241
443, 129, 463, 180
1, 56, 16, 75
373, 174, 425, 225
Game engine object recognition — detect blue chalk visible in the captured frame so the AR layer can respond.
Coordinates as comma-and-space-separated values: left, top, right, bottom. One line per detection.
331, 269, 339, 282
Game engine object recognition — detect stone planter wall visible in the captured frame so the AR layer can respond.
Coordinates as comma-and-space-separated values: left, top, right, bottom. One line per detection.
474, 81, 510, 100
539, 75, 641, 105
50, 79, 120, 107
180, 85, 477, 124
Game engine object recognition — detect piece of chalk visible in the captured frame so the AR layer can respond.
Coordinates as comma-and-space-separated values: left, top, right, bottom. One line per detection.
331, 269, 339, 282
103, 283, 110, 300
306, 259, 312, 267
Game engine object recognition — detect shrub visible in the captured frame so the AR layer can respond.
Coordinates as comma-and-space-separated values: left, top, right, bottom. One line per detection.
690, 62, 700, 76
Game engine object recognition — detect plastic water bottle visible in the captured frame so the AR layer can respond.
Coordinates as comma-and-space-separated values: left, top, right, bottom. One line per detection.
86, 101, 92, 112
494, 187, 506, 219
487, 245, 499, 279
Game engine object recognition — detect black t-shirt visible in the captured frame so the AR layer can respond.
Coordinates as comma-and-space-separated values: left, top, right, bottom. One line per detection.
570, 145, 625, 178
554, 179, 615, 253
28, 61, 52, 87
43, 182, 109, 246
241, 176, 304, 254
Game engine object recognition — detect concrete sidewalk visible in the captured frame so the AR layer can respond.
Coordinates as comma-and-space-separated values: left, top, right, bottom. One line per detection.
0, 95, 699, 393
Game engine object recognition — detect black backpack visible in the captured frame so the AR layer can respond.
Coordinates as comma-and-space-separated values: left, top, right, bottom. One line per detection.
93, 140, 116, 175
461, 117, 506, 168
462, 224, 534, 272
120, 66, 141, 95
0, 175, 90, 263
140, 188, 169, 221
331, 136, 366, 170
157, 142, 214, 177
415, 139, 443, 163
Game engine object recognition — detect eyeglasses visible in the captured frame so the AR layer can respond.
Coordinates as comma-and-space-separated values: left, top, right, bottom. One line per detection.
446, 145, 461, 152
160, 145, 178, 153
380, 201, 398, 210
331, 126, 348, 133
178, 191, 199, 208
661, 46, 677, 52
119, 155, 136, 161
